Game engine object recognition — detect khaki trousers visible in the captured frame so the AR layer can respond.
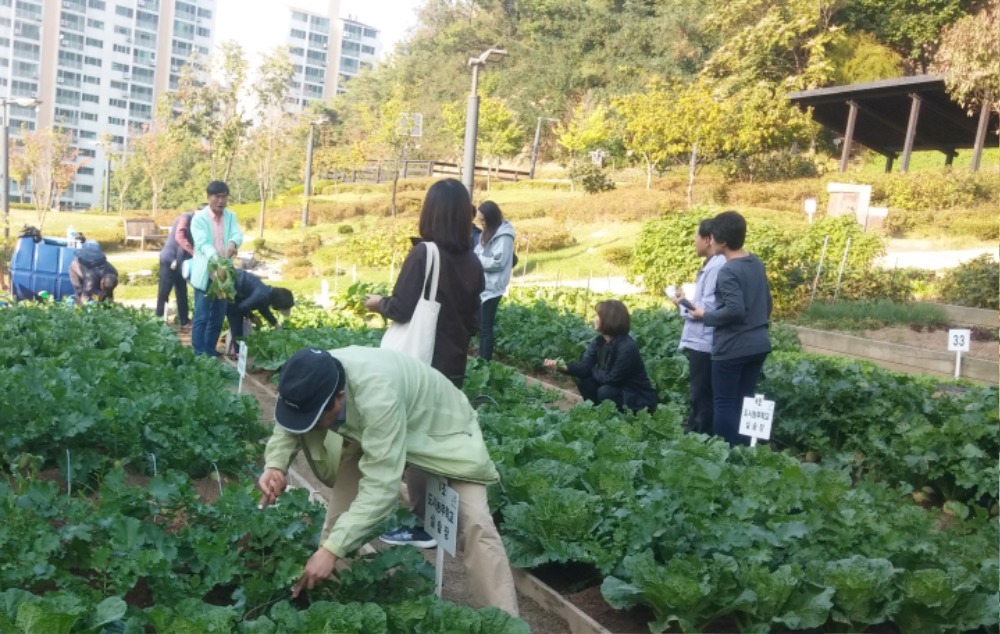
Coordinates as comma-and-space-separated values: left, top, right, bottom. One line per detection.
321, 442, 519, 617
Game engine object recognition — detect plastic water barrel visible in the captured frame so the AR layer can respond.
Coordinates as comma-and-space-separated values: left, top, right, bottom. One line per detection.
10, 236, 79, 301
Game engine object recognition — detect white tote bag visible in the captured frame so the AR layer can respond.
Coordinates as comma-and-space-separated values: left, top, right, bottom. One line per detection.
380, 242, 440, 365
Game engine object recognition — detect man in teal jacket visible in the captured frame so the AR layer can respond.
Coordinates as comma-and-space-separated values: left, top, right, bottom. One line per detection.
258, 346, 519, 617
190, 181, 242, 355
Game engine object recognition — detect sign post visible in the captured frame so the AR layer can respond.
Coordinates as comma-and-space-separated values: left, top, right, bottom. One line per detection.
947, 329, 971, 379
237, 341, 248, 392
425, 475, 459, 598
739, 393, 775, 447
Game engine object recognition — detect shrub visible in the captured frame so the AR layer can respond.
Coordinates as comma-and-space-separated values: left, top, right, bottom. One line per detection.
568, 163, 615, 194
937, 254, 999, 309
338, 224, 354, 234
311, 245, 345, 276
343, 226, 414, 267
602, 246, 633, 267
252, 238, 266, 252
516, 225, 576, 253
627, 209, 713, 295
719, 152, 819, 183
285, 234, 323, 258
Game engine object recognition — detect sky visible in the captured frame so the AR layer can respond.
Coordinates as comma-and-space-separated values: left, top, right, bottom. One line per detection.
214, 0, 424, 61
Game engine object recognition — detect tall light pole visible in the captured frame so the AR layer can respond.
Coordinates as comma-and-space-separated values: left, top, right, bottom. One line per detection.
529, 117, 558, 180
301, 121, 317, 228
2, 97, 41, 240
89, 138, 113, 214
461, 48, 507, 195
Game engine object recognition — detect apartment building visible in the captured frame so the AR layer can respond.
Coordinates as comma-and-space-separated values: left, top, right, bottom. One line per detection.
1, 0, 217, 210
333, 16, 379, 96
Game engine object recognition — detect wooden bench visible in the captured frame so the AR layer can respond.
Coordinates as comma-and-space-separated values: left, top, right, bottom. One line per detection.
123, 218, 168, 250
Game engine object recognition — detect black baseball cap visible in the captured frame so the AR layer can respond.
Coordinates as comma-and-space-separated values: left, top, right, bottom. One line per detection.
274, 348, 343, 433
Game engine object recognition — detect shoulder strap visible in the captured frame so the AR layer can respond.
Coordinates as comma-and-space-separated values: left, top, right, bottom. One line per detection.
422, 242, 440, 301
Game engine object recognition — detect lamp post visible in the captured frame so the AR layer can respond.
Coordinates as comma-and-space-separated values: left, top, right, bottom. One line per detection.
2, 97, 41, 240
89, 138, 113, 214
529, 117, 558, 180
461, 47, 507, 195
301, 121, 317, 228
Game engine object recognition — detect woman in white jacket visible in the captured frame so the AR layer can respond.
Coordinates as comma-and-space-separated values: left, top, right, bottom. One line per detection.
474, 201, 515, 361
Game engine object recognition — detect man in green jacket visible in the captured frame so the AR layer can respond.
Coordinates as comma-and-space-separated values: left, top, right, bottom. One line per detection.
258, 346, 519, 617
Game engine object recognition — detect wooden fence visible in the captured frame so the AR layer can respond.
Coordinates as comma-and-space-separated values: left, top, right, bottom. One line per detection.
325, 160, 530, 184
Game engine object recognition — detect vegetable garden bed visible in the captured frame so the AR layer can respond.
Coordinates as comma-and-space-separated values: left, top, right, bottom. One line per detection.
240, 285, 999, 633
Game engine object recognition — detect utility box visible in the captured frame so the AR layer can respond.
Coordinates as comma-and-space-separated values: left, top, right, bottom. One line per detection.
10, 236, 78, 301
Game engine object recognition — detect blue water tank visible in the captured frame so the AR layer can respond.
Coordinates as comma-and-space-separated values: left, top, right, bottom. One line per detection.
10, 237, 79, 301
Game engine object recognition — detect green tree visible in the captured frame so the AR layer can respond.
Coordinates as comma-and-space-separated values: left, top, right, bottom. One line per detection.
828, 32, 905, 84
703, 0, 843, 91
835, 0, 970, 72
249, 47, 295, 237
555, 102, 609, 190
442, 95, 524, 190
21, 127, 87, 228
172, 41, 250, 182
931, 0, 999, 114
132, 100, 181, 215
612, 80, 674, 190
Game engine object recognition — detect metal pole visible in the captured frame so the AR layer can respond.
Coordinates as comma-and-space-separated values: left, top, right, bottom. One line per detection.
529, 117, 542, 180
461, 64, 481, 195
833, 237, 852, 301
103, 156, 111, 214
302, 122, 315, 228
2, 102, 8, 240
809, 235, 830, 304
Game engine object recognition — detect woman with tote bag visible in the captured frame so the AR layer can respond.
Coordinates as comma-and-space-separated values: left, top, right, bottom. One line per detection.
364, 178, 484, 550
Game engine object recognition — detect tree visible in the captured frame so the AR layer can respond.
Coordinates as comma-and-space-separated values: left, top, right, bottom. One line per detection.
19, 128, 88, 229
442, 95, 525, 190
132, 100, 181, 216
835, 0, 970, 72
172, 41, 250, 182
702, 0, 843, 92
249, 47, 295, 238
828, 32, 905, 85
931, 0, 999, 114
554, 102, 610, 191
612, 81, 673, 190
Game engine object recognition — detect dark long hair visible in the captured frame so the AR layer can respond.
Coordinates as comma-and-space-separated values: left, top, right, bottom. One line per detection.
418, 179, 474, 253
478, 200, 504, 246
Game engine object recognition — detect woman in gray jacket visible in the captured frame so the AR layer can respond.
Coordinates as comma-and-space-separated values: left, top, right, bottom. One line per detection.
474, 201, 515, 361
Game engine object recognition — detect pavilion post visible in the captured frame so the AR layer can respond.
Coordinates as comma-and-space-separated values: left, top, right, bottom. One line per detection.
839, 101, 858, 172
970, 92, 992, 173
900, 94, 921, 172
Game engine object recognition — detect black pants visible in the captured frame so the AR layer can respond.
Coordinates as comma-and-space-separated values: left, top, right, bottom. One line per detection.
712, 352, 769, 446
684, 348, 714, 434
478, 296, 502, 361
156, 261, 190, 325
574, 375, 624, 409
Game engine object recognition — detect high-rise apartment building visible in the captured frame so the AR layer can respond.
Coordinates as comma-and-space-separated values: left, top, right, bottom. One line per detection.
2, 0, 217, 210
333, 16, 379, 96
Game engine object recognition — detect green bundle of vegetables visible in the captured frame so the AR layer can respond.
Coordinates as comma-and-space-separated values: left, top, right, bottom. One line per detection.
207, 256, 237, 300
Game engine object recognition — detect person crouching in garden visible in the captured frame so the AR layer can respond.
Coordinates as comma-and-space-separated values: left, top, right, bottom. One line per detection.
257, 346, 519, 617
544, 299, 657, 413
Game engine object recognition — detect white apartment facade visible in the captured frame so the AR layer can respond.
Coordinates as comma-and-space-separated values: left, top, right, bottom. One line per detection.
1, 0, 217, 210
333, 15, 379, 96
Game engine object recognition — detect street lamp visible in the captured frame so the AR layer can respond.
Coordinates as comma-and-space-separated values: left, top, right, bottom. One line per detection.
461, 47, 507, 195
302, 120, 318, 228
2, 97, 41, 240
529, 117, 558, 180
89, 139, 114, 214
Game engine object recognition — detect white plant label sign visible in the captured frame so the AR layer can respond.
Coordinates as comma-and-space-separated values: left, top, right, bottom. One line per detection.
237, 341, 248, 392
425, 475, 458, 556
739, 393, 775, 446
947, 329, 971, 352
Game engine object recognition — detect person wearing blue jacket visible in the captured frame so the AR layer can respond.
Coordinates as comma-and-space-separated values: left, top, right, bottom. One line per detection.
189, 181, 242, 356
473, 201, 515, 362
224, 270, 294, 355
